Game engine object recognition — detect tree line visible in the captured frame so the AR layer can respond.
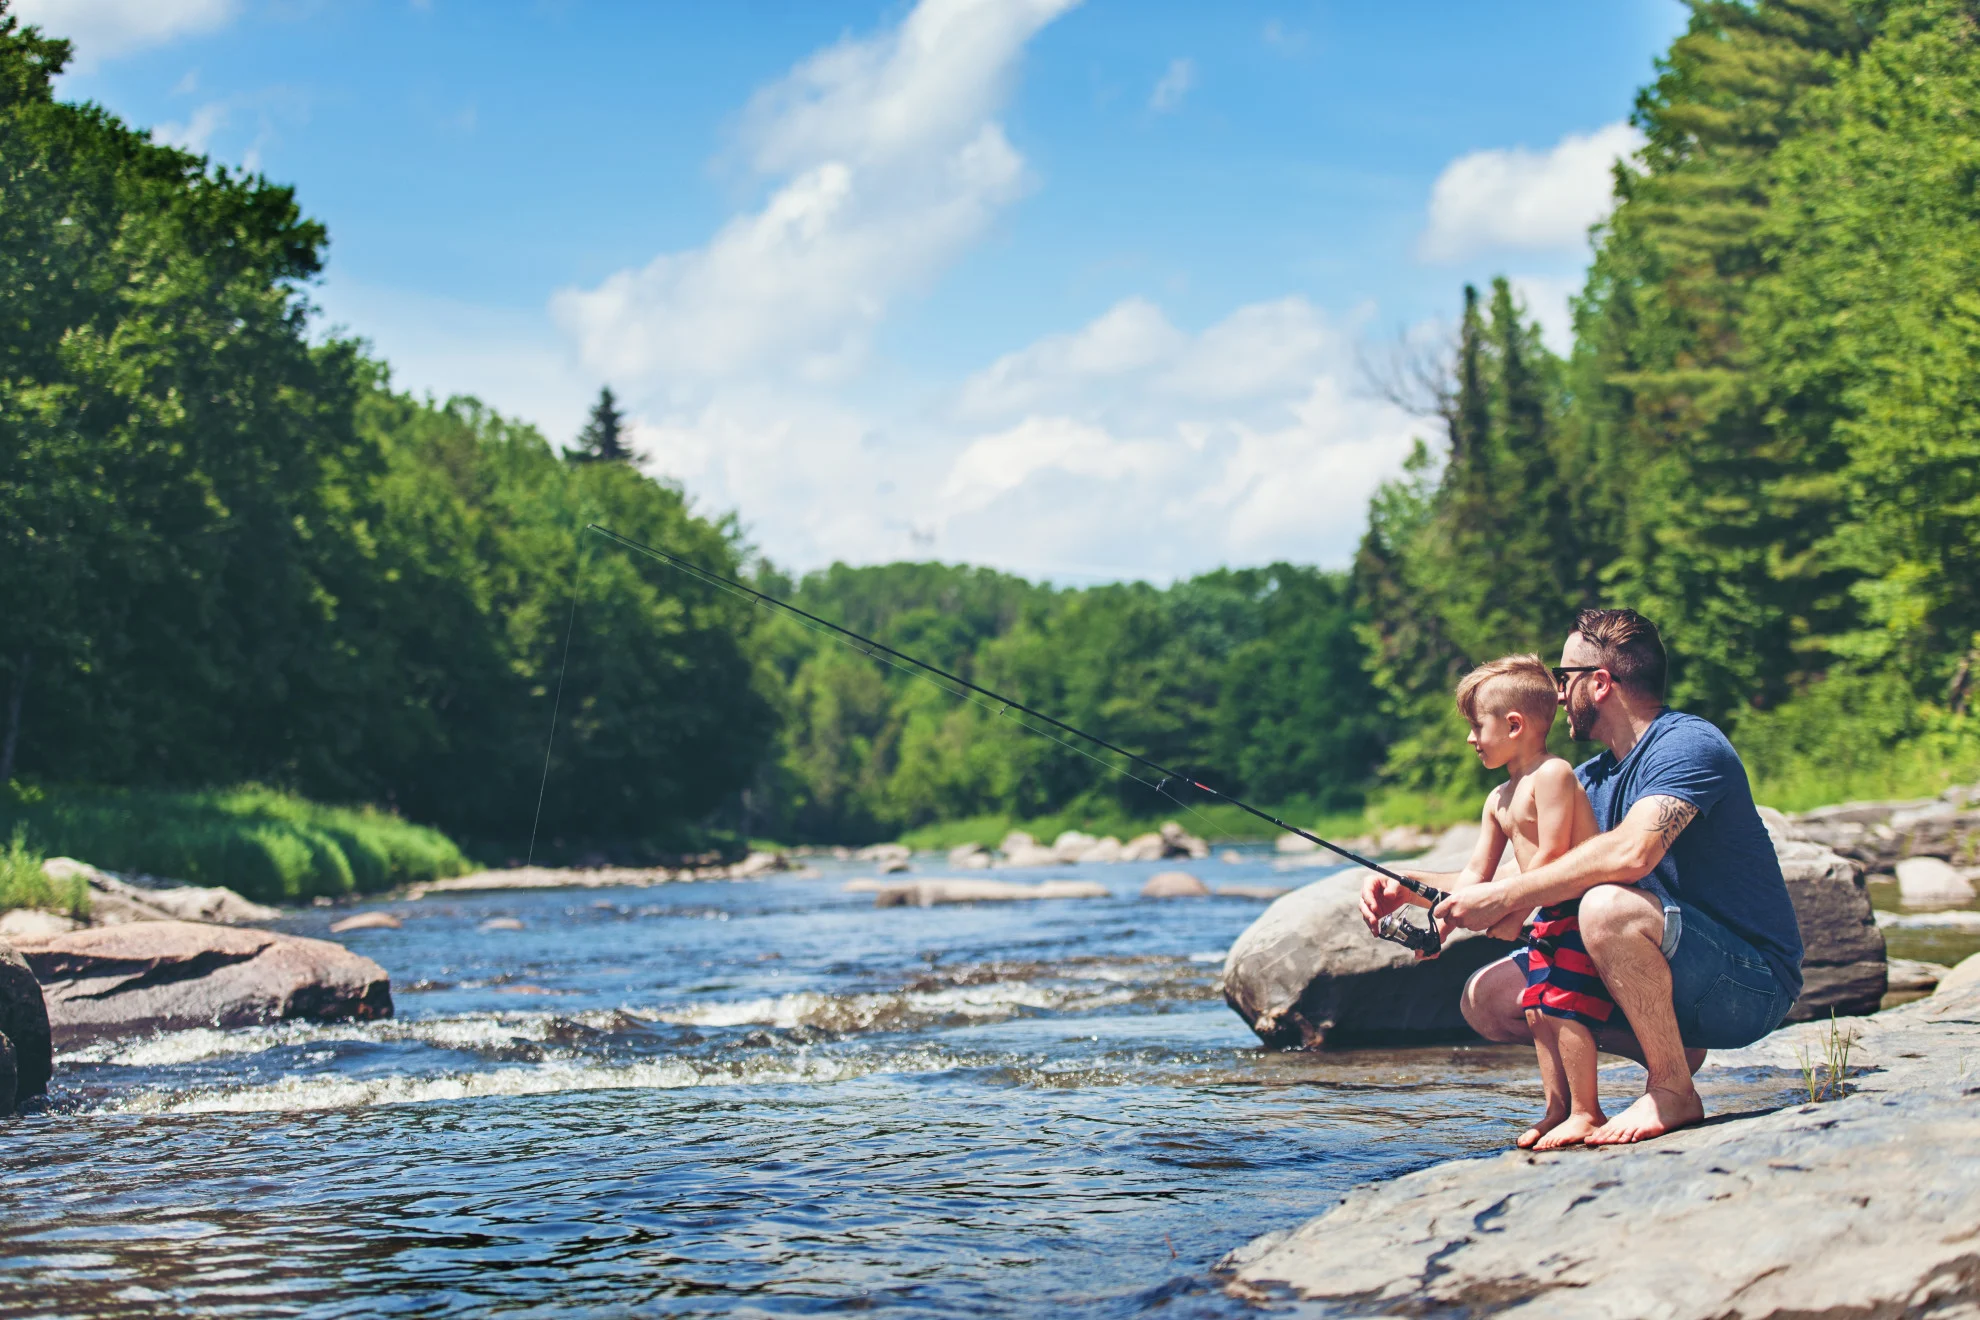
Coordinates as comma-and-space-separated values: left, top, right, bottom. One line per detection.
4, 0, 1976, 857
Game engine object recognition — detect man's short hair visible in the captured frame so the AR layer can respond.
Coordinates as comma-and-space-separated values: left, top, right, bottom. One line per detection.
1456, 654, 1558, 728
1572, 607, 1668, 698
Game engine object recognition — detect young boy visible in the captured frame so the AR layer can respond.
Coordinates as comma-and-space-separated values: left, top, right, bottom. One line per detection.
1404, 655, 1608, 1149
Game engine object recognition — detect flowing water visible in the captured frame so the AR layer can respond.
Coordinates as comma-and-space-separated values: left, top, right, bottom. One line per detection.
0, 854, 1799, 1317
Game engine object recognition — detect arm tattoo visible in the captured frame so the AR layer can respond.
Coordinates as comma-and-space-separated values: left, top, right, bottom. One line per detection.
1642, 796, 1698, 851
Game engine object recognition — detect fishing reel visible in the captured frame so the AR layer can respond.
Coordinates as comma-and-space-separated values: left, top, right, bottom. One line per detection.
1373, 875, 1447, 956
1375, 908, 1443, 956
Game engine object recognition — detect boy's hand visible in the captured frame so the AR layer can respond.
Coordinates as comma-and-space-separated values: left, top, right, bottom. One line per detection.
1358, 872, 1415, 935
1432, 882, 1517, 941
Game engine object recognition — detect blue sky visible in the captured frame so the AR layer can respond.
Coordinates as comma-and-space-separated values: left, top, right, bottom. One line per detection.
28, 0, 1688, 581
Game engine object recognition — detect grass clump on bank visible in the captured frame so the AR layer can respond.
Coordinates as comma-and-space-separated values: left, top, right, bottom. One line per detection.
0, 783, 471, 904
0, 827, 89, 918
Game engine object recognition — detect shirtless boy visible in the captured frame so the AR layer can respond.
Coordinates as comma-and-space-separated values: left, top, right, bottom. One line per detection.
1385, 655, 1608, 1149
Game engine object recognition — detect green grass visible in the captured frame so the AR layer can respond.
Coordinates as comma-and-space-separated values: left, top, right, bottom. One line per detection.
0, 826, 89, 918
0, 782, 472, 905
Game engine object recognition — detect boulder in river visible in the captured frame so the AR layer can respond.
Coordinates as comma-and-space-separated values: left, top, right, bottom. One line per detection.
1141, 871, 1209, 899
1051, 830, 1097, 863
998, 832, 1062, 867
329, 912, 404, 933
0, 941, 52, 1102
1077, 836, 1123, 864
1893, 854, 1975, 905
1120, 832, 1166, 862
947, 843, 993, 870
863, 878, 1109, 907
854, 843, 911, 865
12, 921, 391, 1044
1222, 814, 1886, 1047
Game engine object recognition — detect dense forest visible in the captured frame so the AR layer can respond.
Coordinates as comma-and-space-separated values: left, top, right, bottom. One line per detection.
4, 0, 1978, 862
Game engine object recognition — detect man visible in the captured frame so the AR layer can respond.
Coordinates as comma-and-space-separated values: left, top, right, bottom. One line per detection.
1359, 609, 1803, 1144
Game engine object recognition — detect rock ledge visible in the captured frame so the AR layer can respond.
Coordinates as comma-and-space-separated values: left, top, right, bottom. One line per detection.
1222, 963, 1980, 1318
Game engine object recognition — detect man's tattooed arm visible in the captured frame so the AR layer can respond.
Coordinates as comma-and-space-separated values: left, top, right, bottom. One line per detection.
1639, 795, 1698, 853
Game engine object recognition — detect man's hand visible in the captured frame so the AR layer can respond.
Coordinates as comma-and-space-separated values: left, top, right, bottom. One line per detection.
1358, 871, 1417, 935
1433, 882, 1519, 941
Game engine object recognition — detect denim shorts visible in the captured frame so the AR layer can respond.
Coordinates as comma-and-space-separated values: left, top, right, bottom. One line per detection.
1658, 898, 1798, 1050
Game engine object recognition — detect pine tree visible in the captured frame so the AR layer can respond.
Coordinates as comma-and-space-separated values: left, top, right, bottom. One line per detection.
570, 386, 631, 463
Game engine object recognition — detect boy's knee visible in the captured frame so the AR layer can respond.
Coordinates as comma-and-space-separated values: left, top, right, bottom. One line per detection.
1462, 963, 1526, 1043
1578, 883, 1660, 951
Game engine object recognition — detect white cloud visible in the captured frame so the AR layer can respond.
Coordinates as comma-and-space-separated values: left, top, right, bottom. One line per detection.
13, 0, 237, 66
631, 294, 1419, 578
1149, 58, 1195, 113
552, 0, 1077, 385
1509, 273, 1582, 356
152, 102, 228, 154
1418, 121, 1642, 263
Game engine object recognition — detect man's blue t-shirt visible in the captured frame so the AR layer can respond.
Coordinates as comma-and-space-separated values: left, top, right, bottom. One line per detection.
1575, 710, 1804, 998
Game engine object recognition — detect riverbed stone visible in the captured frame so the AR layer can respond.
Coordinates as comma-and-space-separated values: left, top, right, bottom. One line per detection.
947, 843, 993, 870
1076, 836, 1123, 864
1221, 977, 1980, 1318
1141, 871, 1209, 898
1894, 854, 1975, 905
12, 921, 392, 1044
0, 941, 51, 1100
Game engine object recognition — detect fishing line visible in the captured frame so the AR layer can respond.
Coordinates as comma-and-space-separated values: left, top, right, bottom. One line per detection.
581, 523, 1446, 928
527, 533, 587, 868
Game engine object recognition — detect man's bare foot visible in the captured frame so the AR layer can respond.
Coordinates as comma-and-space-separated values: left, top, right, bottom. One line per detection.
1533, 1110, 1605, 1151
1585, 1085, 1703, 1145
1517, 1104, 1568, 1149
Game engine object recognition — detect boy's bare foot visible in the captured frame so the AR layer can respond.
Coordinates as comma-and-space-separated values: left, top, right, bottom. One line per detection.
1532, 1110, 1605, 1151
1584, 1085, 1703, 1145
1517, 1104, 1568, 1149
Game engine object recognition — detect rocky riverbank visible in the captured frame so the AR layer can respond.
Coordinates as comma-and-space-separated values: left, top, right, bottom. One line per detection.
1219, 952, 1980, 1316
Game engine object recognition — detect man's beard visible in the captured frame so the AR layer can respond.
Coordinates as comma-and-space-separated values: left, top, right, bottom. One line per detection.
1565, 686, 1598, 741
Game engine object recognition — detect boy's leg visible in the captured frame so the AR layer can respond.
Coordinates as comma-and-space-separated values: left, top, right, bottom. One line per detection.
1532, 1016, 1607, 1150
1519, 1007, 1570, 1149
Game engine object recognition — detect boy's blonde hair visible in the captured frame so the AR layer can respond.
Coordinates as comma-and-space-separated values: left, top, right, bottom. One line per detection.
1455, 654, 1558, 729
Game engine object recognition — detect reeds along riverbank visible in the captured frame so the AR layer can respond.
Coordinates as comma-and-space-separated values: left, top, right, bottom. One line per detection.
0, 784, 467, 905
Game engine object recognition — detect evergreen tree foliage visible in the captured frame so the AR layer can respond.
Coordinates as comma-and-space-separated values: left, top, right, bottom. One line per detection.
570, 386, 631, 463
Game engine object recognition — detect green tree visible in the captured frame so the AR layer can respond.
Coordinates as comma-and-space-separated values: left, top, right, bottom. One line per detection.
570, 385, 631, 463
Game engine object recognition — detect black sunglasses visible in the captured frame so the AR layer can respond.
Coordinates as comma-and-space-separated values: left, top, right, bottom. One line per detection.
1552, 665, 1604, 688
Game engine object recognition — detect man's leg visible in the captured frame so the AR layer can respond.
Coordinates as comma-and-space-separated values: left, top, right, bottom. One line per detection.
1575, 884, 1704, 1144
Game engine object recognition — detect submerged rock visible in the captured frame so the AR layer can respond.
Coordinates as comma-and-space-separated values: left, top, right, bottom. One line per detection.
1222, 975, 1980, 1318
1141, 871, 1209, 898
13, 921, 391, 1044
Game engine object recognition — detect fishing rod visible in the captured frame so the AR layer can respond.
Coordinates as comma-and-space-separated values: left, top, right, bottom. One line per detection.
583, 522, 1449, 953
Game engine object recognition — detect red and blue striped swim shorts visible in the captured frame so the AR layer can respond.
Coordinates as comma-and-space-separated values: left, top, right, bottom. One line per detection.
1514, 901, 1616, 1027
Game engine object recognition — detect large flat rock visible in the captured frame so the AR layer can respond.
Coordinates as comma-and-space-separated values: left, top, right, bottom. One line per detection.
12, 921, 392, 1043
1222, 965, 1980, 1317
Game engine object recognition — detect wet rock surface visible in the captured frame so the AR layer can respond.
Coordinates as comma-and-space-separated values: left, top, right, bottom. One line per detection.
1222, 959, 1980, 1318
0, 942, 51, 1102
12, 921, 392, 1044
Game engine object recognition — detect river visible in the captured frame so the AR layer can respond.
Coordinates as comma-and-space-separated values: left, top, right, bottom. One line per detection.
0, 852, 1780, 1317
